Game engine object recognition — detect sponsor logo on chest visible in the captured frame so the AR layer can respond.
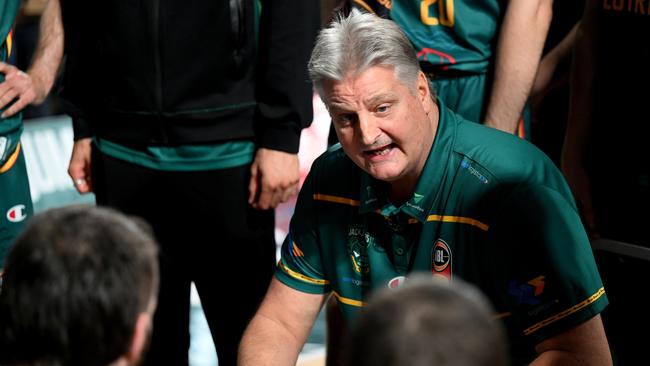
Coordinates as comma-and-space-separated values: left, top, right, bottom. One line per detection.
347, 224, 371, 274
431, 239, 452, 281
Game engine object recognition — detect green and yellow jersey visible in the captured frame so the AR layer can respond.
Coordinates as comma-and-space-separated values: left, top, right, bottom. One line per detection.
1, 0, 33, 270
353, 0, 503, 74
1, 0, 23, 157
351, 0, 531, 137
277, 102, 606, 363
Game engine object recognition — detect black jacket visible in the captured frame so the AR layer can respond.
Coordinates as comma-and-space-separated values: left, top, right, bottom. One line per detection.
61, 0, 319, 153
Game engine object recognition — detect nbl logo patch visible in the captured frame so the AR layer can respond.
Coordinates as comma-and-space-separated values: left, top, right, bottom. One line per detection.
431, 239, 452, 281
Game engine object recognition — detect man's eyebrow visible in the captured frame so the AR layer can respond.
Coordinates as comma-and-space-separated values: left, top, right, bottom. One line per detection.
326, 106, 345, 114
327, 101, 353, 113
365, 92, 398, 107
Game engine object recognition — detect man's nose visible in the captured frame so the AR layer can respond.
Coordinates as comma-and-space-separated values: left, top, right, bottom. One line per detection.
357, 113, 381, 146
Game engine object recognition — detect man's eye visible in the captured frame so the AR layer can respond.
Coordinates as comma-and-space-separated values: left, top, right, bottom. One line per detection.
334, 114, 354, 125
376, 105, 390, 113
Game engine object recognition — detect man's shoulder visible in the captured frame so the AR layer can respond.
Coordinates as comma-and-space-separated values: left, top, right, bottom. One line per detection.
453, 119, 558, 183
307, 144, 362, 197
312, 144, 357, 174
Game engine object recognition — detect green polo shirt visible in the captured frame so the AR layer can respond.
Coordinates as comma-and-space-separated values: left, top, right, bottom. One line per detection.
276, 103, 607, 363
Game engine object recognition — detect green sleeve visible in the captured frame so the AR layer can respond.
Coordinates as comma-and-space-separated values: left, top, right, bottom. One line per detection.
275, 168, 331, 294
489, 184, 608, 344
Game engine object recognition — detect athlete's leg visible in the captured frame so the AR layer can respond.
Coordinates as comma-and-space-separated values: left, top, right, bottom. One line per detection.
92, 146, 193, 366
429, 74, 486, 123
184, 164, 276, 366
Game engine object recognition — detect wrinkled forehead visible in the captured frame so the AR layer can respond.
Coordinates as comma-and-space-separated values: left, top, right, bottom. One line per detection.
320, 65, 408, 107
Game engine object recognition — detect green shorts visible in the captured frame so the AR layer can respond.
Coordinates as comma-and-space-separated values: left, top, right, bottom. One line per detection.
0, 142, 33, 270
430, 73, 530, 139
430, 73, 487, 123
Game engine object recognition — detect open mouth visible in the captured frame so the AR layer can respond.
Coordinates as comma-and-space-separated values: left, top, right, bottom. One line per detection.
363, 143, 395, 157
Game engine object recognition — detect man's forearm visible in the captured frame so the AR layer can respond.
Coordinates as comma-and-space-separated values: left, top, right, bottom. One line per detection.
484, 0, 552, 133
28, 0, 63, 104
562, 0, 596, 168
238, 314, 304, 366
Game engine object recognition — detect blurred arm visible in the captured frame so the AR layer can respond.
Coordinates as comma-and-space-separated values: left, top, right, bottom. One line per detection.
483, 0, 552, 133
560, 0, 598, 238
0, 0, 63, 118
248, 0, 320, 209
531, 315, 612, 365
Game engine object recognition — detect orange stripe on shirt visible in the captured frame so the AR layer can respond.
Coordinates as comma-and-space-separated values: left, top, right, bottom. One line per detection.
523, 287, 606, 336
6, 29, 13, 57
313, 194, 360, 207
427, 214, 489, 231
0, 143, 21, 173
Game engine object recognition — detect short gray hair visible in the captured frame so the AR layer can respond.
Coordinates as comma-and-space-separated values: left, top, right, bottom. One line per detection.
308, 9, 422, 98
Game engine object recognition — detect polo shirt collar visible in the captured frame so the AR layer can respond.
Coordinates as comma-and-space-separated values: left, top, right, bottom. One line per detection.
358, 100, 457, 222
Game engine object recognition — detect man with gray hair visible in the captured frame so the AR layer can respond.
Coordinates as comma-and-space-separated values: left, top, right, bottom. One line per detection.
239, 10, 611, 366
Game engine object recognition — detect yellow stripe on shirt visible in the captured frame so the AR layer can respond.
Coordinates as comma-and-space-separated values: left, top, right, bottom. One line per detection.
278, 261, 329, 286
0, 143, 21, 173
523, 287, 606, 336
333, 291, 365, 307
313, 194, 360, 207
6, 30, 13, 57
427, 214, 489, 231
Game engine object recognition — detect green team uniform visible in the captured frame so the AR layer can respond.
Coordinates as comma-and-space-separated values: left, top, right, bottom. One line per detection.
1, 0, 34, 269
277, 103, 606, 364
353, 0, 529, 137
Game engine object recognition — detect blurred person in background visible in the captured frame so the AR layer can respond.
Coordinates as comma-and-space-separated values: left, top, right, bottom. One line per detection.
0, 0, 62, 274
0, 205, 159, 366
343, 275, 508, 366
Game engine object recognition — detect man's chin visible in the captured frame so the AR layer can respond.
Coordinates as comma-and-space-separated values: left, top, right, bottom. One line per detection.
366, 167, 402, 183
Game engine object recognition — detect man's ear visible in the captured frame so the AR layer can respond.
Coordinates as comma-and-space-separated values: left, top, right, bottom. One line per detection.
125, 312, 152, 364
417, 71, 432, 112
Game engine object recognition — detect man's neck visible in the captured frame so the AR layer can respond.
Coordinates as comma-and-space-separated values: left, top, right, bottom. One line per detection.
388, 181, 415, 207
388, 101, 439, 207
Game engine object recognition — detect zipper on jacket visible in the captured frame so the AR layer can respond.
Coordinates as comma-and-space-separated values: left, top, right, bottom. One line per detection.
153, 0, 164, 115
230, 0, 245, 66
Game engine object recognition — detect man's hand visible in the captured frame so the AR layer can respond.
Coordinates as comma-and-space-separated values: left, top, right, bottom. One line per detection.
0, 62, 45, 118
248, 148, 300, 210
67, 138, 93, 194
